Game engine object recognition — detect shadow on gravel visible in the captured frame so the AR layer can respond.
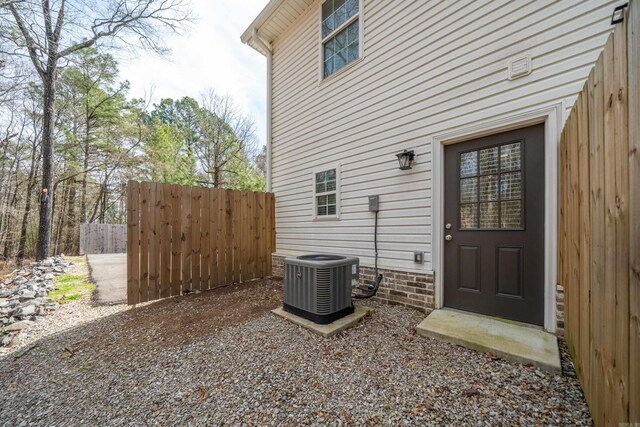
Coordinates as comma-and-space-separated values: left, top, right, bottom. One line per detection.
1, 278, 283, 362
0, 278, 592, 426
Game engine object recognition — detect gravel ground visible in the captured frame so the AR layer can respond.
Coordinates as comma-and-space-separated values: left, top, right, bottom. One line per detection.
0, 275, 591, 426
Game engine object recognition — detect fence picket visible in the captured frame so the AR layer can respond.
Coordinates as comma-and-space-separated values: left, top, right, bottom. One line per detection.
126, 182, 275, 303
126, 181, 140, 305
79, 224, 126, 254
191, 186, 202, 291
560, 9, 638, 423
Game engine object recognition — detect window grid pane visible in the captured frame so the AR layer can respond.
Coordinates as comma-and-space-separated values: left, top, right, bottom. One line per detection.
460, 204, 478, 229
460, 177, 478, 203
460, 151, 478, 177
323, 19, 359, 78
458, 142, 523, 229
480, 202, 499, 228
315, 168, 337, 216
479, 147, 499, 175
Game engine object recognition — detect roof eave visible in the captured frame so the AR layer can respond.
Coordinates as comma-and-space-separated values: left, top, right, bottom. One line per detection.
240, 0, 287, 56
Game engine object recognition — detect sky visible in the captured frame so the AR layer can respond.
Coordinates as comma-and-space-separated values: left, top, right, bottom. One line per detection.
118, 0, 270, 148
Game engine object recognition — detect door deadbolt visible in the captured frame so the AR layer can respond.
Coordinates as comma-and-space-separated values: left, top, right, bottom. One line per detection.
445, 223, 452, 229
445, 234, 453, 241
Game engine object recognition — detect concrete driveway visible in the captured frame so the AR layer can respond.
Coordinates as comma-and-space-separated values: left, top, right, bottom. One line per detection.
87, 254, 127, 305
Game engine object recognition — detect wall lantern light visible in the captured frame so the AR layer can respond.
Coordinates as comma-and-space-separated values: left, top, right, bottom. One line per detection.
396, 150, 415, 170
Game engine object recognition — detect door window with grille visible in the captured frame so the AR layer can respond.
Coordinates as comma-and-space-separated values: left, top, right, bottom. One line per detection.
459, 141, 523, 230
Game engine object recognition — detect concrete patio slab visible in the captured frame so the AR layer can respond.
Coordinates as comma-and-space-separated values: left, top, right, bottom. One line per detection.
416, 309, 561, 373
87, 254, 127, 305
272, 305, 372, 337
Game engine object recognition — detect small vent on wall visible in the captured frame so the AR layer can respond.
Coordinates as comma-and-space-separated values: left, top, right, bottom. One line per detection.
508, 55, 532, 80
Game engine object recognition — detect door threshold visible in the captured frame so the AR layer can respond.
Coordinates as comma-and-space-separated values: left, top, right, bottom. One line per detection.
416, 309, 560, 373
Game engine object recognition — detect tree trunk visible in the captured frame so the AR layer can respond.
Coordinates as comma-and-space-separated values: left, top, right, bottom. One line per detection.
35, 71, 56, 260
53, 181, 68, 256
64, 185, 77, 254
16, 191, 35, 263
17, 141, 41, 263
80, 113, 90, 223
3, 180, 20, 260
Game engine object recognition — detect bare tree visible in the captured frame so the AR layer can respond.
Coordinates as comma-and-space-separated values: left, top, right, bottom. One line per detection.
198, 90, 258, 188
1, 0, 192, 259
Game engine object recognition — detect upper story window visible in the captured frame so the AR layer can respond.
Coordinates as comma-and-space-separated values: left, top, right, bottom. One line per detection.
322, 0, 360, 78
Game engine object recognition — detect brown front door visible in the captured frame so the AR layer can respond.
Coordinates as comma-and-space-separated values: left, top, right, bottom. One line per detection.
443, 124, 545, 326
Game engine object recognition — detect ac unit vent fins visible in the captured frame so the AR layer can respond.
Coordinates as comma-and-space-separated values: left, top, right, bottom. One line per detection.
316, 268, 331, 314
283, 254, 359, 324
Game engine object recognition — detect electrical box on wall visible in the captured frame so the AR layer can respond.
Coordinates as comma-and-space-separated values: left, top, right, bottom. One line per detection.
368, 195, 379, 212
414, 251, 424, 264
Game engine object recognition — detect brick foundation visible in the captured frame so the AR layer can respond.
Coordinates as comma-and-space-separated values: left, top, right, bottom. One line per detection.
556, 283, 565, 336
271, 254, 435, 313
359, 266, 435, 313
273, 254, 564, 328
272, 253, 284, 278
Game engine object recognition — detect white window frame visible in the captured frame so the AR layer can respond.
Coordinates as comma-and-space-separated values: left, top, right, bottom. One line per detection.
318, 0, 364, 82
312, 164, 341, 220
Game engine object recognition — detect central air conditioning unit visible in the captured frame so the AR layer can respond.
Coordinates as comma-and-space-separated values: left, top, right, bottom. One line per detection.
283, 254, 359, 324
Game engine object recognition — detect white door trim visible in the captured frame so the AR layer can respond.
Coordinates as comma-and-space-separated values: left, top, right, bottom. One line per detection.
430, 102, 565, 333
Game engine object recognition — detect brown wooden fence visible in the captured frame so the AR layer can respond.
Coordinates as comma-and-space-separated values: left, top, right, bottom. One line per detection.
79, 223, 126, 254
559, 2, 639, 424
126, 181, 275, 305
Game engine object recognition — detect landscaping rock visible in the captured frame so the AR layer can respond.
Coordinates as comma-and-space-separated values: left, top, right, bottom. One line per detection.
0, 256, 73, 346
4, 320, 35, 332
19, 291, 36, 300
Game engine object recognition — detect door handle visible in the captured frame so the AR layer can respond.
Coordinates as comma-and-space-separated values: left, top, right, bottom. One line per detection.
445, 234, 453, 241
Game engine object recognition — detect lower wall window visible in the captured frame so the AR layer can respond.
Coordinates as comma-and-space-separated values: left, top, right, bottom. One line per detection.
314, 168, 339, 218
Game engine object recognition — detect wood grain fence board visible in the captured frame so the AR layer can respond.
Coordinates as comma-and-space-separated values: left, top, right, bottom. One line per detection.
243, 192, 251, 281
79, 223, 126, 254
79, 224, 85, 254
589, 54, 606, 425
181, 185, 192, 293
191, 186, 202, 291
628, 0, 640, 420
573, 106, 581, 360
243, 191, 250, 281
602, 33, 618, 422
139, 182, 150, 303
126, 181, 140, 305
244, 191, 253, 281
232, 191, 241, 284
253, 192, 258, 278
253, 192, 260, 278
267, 193, 275, 274
577, 84, 591, 394
225, 190, 234, 285
149, 183, 159, 300
560, 8, 638, 423
126, 183, 276, 302
159, 184, 170, 299
614, 17, 630, 421
258, 192, 267, 277
209, 189, 218, 288
240, 191, 251, 282
170, 184, 182, 296
201, 187, 211, 290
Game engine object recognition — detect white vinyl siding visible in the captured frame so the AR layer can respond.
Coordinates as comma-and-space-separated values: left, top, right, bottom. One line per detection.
270, 0, 617, 272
